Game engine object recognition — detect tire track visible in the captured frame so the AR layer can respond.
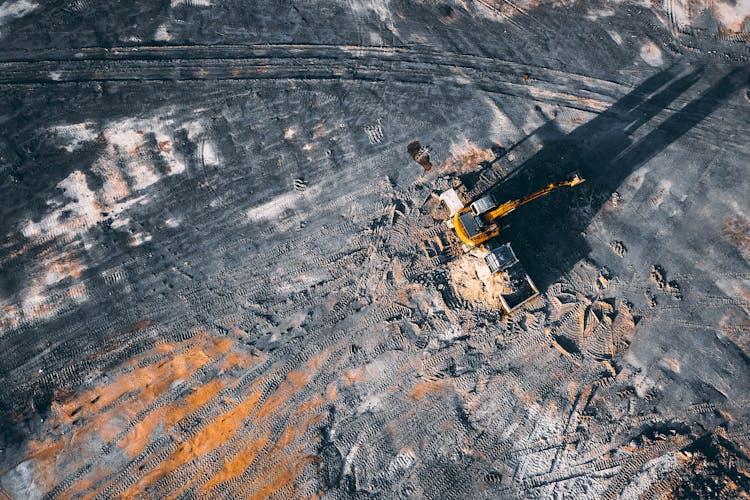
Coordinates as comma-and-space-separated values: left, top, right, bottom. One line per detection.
0, 44, 629, 113
63, 294, 406, 497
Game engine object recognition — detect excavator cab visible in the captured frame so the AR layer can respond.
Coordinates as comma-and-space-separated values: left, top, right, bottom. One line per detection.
454, 194, 499, 243
456, 210, 493, 244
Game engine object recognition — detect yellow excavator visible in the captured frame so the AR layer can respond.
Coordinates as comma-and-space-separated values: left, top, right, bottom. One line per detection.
453, 174, 585, 247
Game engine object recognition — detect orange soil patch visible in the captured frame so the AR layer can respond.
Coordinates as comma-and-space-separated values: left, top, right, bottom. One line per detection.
126, 353, 331, 496
181, 385, 327, 496
65, 467, 114, 500
293, 394, 326, 418
722, 216, 750, 258
244, 451, 319, 500
123, 390, 263, 498
83, 343, 213, 421
342, 367, 366, 386
47, 251, 86, 280
222, 407, 326, 498
409, 379, 451, 399
255, 349, 332, 422
441, 140, 494, 175
326, 383, 338, 400
128, 319, 153, 332
256, 372, 312, 422
25, 334, 244, 494
220, 350, 256, 371
195, 351, 332, 495
199, 435, 271, 493
120, 378, 225, 458
27, 339, 330, 498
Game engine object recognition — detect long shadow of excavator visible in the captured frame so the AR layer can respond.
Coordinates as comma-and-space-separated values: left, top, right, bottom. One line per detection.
474, 64, 748, 291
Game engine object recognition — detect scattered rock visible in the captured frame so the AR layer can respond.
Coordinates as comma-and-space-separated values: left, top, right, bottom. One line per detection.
611, 240, 627, 257
650, 265, 682, 300
610, 191, 622, 207
407, 141, 432, 171
293, 177, 307, 192
722, 215, 750, 258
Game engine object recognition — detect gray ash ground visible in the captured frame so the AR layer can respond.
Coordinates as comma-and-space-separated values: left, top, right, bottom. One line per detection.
0, 0, 749, 498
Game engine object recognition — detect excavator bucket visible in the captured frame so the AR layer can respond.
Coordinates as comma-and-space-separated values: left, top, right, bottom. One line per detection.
568, 173, 585, 186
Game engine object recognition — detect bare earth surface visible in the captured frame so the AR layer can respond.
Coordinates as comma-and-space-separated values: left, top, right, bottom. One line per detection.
0, 0, 749, 498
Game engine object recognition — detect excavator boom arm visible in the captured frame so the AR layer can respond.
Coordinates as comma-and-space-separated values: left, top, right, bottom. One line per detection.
485, 175, 585, 222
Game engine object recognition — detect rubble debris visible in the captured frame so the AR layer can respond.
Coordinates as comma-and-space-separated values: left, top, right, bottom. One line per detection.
407, 141, 433, 171
610, 240, 627, 257
722, 216, 750, 258
650, 265, 682, 300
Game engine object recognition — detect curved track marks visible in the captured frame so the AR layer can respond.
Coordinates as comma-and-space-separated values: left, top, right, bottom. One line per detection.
0, 43, 628, 113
